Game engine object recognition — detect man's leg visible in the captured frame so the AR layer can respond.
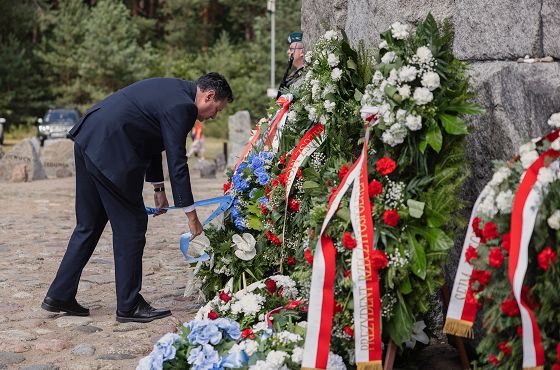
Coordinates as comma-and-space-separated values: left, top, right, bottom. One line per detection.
46, 144, 108, 302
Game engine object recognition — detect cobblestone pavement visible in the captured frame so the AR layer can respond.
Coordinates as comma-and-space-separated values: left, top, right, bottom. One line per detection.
0, 173, 226, 369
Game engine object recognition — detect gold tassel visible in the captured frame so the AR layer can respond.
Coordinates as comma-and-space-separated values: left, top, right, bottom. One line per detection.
443, 318, 474, 338
523, 367, 544, 370
356, 361, 383, 370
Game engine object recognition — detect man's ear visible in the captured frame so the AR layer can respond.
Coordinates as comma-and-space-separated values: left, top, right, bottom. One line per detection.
205, 90, 216, 102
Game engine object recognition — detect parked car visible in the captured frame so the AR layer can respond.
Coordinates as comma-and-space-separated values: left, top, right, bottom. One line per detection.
0, 117, 5, 145
37, 107, 81, 146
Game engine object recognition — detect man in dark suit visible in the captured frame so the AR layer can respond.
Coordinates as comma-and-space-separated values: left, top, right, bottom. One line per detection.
42, 73, 233, 323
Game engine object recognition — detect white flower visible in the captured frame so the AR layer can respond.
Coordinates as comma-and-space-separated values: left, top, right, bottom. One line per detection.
537, 166, 556, 185
396, 109, 407, 120
387, 69, 399, 85
324, 100, 336, 112
237, 339, 259, 356
232, 233, 256, 261
421, 71, 441, 91
324, 30, 338, 41
405, 114, 422, 131
378, 40, 388, 49
321, 84, 336, 98
326, 352, 347, 370
291, 347, 304, 364
496, 190, 514, 214
372, 71, 384, 84
489, 167, 511, 187
520, 150, 539, 169
266, 350, 288, 368
305, 51, 313, 64
404, 321, 430, 349
548, 112, 560, 128
382, 123, 407, 147
519, 141, 536, 155
478, 190, 498, 218
331, 68, 343, 81
552, 138, 560, 151
230, 292, 265, 316
304, 71, 313, 82
398, 66, 417, 82
287, 110, 297, 123
189, 233, 210, 258
547, 210, 560, 230
327, 53, 340, 67
276, 331, 302, 344
415, 46, 433, 64
360, 105, 379, 120
391, 22, 410, 40
381, 51, 396, 64
413, 87, 433, 105
398, 85, 411, 99
307, 106, 317, 121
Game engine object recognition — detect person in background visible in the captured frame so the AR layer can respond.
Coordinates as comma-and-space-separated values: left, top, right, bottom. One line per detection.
276, 31, 305, 99
187, 120, 205, 160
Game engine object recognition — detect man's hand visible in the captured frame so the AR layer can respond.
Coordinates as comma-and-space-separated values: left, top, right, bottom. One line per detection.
186, 210, 203, 239
153, 191, 169, 217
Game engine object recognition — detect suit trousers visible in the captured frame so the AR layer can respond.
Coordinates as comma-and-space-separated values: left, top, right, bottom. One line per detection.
46, 143, 148, 311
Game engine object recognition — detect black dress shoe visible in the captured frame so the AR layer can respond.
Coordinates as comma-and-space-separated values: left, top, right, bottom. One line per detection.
41, 296, 90, 316
116, 296, 171, 323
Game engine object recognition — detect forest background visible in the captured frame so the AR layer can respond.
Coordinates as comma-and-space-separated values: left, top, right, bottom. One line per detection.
0, 0, 301, 138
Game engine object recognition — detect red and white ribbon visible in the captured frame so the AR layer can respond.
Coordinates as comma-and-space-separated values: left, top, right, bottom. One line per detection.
233, 126, 261, 172
264, 94, 293, 153
509, 149, 559, 370
443, 186, 489, 338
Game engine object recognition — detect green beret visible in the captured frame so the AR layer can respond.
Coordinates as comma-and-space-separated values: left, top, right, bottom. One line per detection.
288, 32, 303, 44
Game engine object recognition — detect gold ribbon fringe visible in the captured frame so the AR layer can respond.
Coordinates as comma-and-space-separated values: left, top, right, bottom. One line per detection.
443, 318, 474, 338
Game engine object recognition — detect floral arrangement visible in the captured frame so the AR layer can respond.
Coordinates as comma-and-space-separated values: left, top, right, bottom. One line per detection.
463, 114, 560, 369
140, 14, 483, 369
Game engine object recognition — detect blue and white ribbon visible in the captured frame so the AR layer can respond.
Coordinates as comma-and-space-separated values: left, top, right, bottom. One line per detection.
146, 195, 234, 262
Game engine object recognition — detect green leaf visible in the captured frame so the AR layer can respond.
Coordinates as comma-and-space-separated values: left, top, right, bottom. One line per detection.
354, 89, 363, 102
445, 102, 485, 115
425, 208, 446, 228
426, 124, 442, 153
387, 293, 414, 345
302, 167, 320, 181
303, 180, 320, 189
347, 58, 357, 70
336, 207, 350, 222
440, 114, 468, 135
419, 137, 428, 154
407, 231, 427, 279
400, 276, 412, 294
248, 216, 262, 230
384, 84, 398, 98
412, 226, 453, 251
407, 199, 425, 218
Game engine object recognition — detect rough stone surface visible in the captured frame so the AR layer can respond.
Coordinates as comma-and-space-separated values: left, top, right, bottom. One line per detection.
21, 364, 59, 370
227, 111, 252, 168
301, 0, 348, 47
40, 139, 74, 179
199, 159, 217, 178
453, 0, 542, 60
34, 339, 70, 353
214, 153, 227, 172
0, 139, 46, 182
55, 316, 93, 328
542, 0, 560, 59
0, 352, 25, 366
11, 163, 29, 182
55, 167, 73, 178
71, 343, 96, 356
96, 353, 135, 360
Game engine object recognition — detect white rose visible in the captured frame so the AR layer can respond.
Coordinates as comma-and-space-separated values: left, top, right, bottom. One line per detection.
398, 66, 418, 82
415, 46, 433, 64
496, 190, 514, 214
391, 22, 410, 40
520, 150, 539, 169
405, 114, 422, 131
413, 87, 433, 105
331, 68, 343, 81
548, 112, 560, 128
379, 40, 388, 49
398, 85, 411, 99
547, 210, 560, 230
327, 53, 340, 67
421, 71, 441, 91
381, 51, 396, 64
537, 166, 556, 185
324, 100, 336, 112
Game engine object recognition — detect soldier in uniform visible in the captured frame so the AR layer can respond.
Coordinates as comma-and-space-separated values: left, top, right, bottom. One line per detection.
276, 31, 305, 99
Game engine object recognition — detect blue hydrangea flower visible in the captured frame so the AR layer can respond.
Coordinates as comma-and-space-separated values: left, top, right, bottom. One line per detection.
187, 344, 221, 370
258, 196, 268, 205
234, 217, 246, 231
249, 156, 264, 171
232, 174, 249, 192
235, 162, 248, 175
249, 188, 257, 199
186, 321, 222, 346
253, 166, 268, 178
213, 318, 241, 340
136, 333, 180, 370
259, 151, 274, 161
220, 348, 248, 369
230, 206, 241, 219
257, 173, 270, 185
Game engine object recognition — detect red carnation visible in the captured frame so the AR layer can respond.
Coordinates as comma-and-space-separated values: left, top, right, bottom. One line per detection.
260, 204, 269, 215
266, 231, 281, 246
219, 291, 232, 302
338, 165, 350, 180
465, 289, 480, 308
471, 269, 492, 287
376, 157, 396, 176
488, 247, 504, 268
552, 364, 560, 370
498, 341, 512, 355
279, 153, 287, 165
465, 245, 478, 263
287, 256, 296, 266
208, 310, 219, 320
383, 210, 400, 227
241, 328, 255, 339
472, 217, 482, 238
517, 325, 523, 337
343, 269, 352, 278
271, 179, 279, 187
223, 182, 232, 193
371, 250, 389, 269
482, 221, 499, 241
289, 198, 301, 212
343, 326, 354, 337
501, 232, 511, 252
342, 232, 357, 250
304, 249, 313, 265
537, 246, 557, 271
488, 354, 499, 365
278, 172, 287, 185
368, 180, 383, 198
556, 342, 560, 362
297, 168, 303, 179
334, 302, 343, 314
501, 296, 520, 317
265, 279, 277, 294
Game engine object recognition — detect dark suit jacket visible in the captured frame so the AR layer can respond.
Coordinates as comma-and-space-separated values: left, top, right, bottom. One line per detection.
69, 78, 198, 207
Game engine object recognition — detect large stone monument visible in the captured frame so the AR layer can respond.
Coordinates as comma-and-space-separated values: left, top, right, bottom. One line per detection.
0, 139, 47, 182
40, 139, 75, 178
227, 111, 252, 168
301, 0, 560, 344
